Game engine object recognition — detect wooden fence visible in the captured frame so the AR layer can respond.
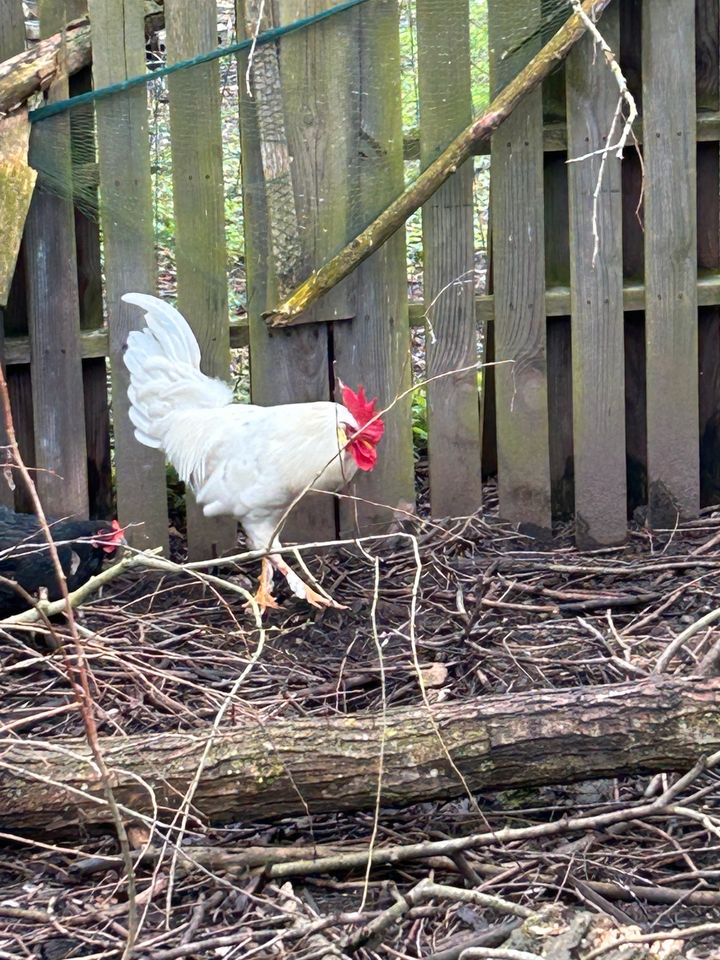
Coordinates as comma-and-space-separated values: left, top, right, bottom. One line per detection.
0, 0, 718, 559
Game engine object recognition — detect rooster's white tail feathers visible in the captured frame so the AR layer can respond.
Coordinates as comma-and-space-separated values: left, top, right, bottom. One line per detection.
122, 293, 233, 451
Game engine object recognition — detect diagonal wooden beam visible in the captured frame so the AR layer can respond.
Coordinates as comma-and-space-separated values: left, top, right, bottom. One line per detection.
265, 0, 616, 328
0, 3, 164, 116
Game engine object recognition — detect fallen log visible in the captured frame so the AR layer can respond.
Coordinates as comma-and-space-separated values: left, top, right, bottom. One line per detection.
0, 4, 164, 116
1, 676, 719, 833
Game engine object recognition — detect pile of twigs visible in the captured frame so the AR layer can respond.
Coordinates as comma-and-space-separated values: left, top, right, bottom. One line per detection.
3, 489, 720, 957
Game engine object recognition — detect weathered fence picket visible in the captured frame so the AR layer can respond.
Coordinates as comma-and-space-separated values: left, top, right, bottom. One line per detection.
489, 0, 552, 533
24, 0, 89, 517
566, 3, 626, 546
238, 0, 337, 544
70, 4, 113, 521
90, 0, 169, 551
642, 0, 699, 527
331, 0, 415, 537
417, 0, 482, 519
279, 0, 359, 537
166, 0, 236, 560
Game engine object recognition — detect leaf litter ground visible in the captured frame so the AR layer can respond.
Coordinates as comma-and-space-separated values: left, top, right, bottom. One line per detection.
2, 483, 720, 958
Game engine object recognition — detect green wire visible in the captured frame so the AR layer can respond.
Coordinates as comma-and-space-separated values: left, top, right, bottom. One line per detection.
29, 0, 370, 124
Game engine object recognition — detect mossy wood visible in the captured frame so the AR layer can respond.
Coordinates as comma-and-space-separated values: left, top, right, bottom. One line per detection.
417, 0, 482, 518
166, 0, 236, 560
264, 0, 615, 328
643, 0, 700, 527
2, 676, 719, 833
489, 0, 551, 534
0, 112, 35, 308
89, 0, 169, 551
0, 0, 27, 511
24, 0, 89, 518
566, 6, 626, 547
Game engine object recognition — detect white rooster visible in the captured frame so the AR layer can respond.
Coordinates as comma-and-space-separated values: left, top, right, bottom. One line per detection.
122, 293, 384, 611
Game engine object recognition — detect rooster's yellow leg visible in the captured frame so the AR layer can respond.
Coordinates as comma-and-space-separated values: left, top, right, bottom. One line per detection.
272, 556, 346, 610
251, 557, 280, 612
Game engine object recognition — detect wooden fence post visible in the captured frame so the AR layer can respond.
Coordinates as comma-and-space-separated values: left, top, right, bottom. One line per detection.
642, 0, 699, 527
68, 1, 113, 520
488, 0, 552, 534
332, 0, 415, 536
417, 0, 482, 519
237, 0, 337, 544
166, 0, 237, 561
566, 4, 626, 546
90, 0, 169, 552
278, 0, 360, 536
24, 0, 89, 518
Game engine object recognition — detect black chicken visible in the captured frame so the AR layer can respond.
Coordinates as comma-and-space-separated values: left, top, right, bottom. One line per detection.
0, 507, 125, 615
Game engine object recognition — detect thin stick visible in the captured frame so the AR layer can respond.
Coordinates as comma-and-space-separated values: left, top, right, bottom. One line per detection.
654, 607, 720, 674
0, 363, 139, 958
356, 545, 386, 913
346, 878, 531, 952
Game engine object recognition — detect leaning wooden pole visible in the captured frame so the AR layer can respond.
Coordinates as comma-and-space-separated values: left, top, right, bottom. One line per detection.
265, 0, 615, 327
0, 4, 164, 116
1, 675, 718, 833
0, 19, 91, 115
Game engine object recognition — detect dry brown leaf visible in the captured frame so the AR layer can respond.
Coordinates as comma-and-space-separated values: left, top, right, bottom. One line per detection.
419, 663, 448, 688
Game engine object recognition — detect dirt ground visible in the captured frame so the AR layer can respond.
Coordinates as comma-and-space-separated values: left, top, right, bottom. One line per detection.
3, 484, 720, 958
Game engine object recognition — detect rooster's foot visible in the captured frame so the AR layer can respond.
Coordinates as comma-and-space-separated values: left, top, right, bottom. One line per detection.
249, 586, 280, 613
275, 557, 346, 610
248, 558, 280, 614
303, 584, 347, 610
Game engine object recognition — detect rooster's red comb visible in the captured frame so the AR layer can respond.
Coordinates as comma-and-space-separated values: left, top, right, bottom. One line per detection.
341, 383, 384, 444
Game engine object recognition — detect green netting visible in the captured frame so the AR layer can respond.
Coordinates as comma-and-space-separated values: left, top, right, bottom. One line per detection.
25, 0, 575, 315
